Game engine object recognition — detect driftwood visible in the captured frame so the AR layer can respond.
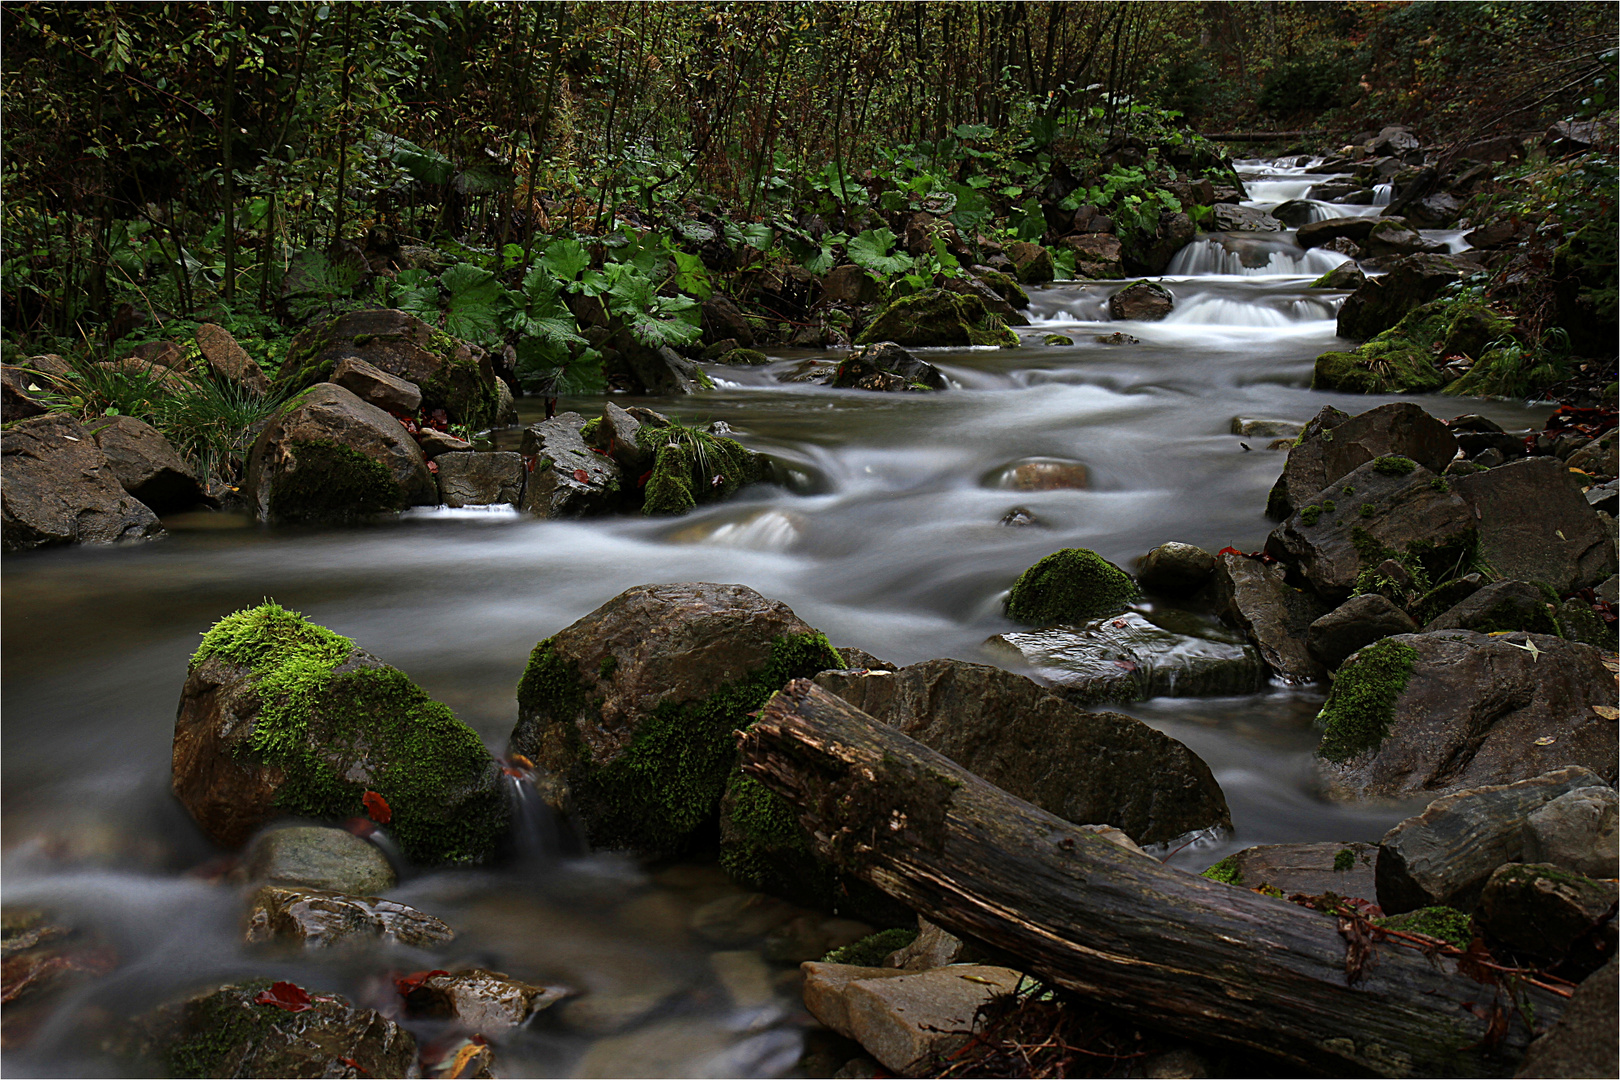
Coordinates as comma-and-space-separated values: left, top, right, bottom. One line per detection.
740, 680, 1570, 1078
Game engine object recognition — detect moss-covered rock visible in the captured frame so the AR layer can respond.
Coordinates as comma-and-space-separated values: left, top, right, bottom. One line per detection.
1315, 637, 1419, 763
1201, 855, 1242, 885
1005, 548, 1139, 626
715, 347, 769, 366
637, 424, 765, 516
508, 583, 844, 858
820, 927, 919, 966
1373, 906, 1472, 948
855, 289, 1018, 348
172, 603, 510, 865
1315, 296, 1514, 394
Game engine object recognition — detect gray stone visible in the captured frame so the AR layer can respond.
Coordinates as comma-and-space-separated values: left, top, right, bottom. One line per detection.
1208, 552, 1328, 682
417, 428, 472, 458
1211, 204, 1284, 232
1525, 787, 1620, 879
1336, 252, 1471, 341
330, 354, 423, 415
1108, 281, 1174, 321
1308, 594, 1419, 670
87, 414, 206, 515
841, 965, 1023, 1076
1513, 957, 1618, 1079
1586, 481, 1619, 516
1230, 417, 1303, 439
835, 341, 947, 392
244, 885, 455, 949
1453, 457, 1617, 594
238, 826, 397, 894
1137, 542, 1217, 597
1266, 402, 1457, 521
1211, 842, 1379, 899
800, 963, 911, 1041
2, 413, 164, 551
884, 918, 968, 971
814, 658, 1230, 846
1424, 580, 1559, 635
1596, 575, 1619, 605
1476, 863, 1617, 959
1374, 767, 1605, 914
403, 968, 568, 1031
1311, 262, 1366, 290
195, 322, 270, 395
1568, 433, 1618, 480
518, 412, 622, 519
436, 450, 524, 507
1296, 216, 1382, 250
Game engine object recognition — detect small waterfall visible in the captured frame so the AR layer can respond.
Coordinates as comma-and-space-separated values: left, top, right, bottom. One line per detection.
1373, 183, 1393, 206
1243, 178, 1317, 202
1167, 238, 1351, 278
502, 763, 576, 861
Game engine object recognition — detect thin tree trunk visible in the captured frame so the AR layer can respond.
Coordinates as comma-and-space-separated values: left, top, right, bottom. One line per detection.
331, 3, 355, 248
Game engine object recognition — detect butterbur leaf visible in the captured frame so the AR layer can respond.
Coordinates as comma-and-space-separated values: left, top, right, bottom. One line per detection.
362, 790, 392, 825
847, 228, 912, 277
255, 981, 313, 1012
440, 263, 505, 347
515, 339, 605, 397
738, 222, 775, 251
539, 237, 591, 283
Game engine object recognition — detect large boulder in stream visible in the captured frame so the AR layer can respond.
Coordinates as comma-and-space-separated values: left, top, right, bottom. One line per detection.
172, 602, 510, 864
244, 383, 436, 523
1451, 457, 1616, 594
278, 308, 500, 429
855, 289, 1018, 348
1335, 252, 1471, 341
87, 414, 207, 516
2, 413, 165, 551
1209, 552, 1328, 683
832, 341, 947, 392
1315, 632, 1618, 802
813, 659, 1230, 846
1266, 402, 1457, 521
1107, 281, 1174, 321
1004, 548, 1139, 625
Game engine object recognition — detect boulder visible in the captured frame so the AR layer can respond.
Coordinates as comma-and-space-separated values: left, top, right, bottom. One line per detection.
1362, 220, 1440, 258
1005, 241, 1054, 285
813, 659, 1231, 846
436, 450, 525, 507
636, 422, 765, 516
1307, 594, 1420, 670
494, 375, 519, 425
713, 347, 769, 365
1555, 597, 1617, 650
2, 413, 164, 551
700, 293, 755, 348
991, 458, 1090, 491
278, 308, 499, 428
1513, 956, 1618, 1079
970, 267, 1030, 310
330, 355, 422, 415
610, 335, 713, 395
1310, 262, 1366, 290
1059, 233, 1125, 279
1269, 199, 1318, 228
401, 968, 568, 1031
237, 826, 397, 895
1544, 119, 1615, 157
1265, 402, 1457, 520
988, 611, 1265, 706
243, 383, 436, 523
519, 412, 622, 518
1200, 842, 1378, 899
1295, 217, 1381, 250
1476, 863, 1617, 960
173, 602, 510, 864
1131, 211, 1195, 275
417, 428, 472, 458
1264, 457, 1476, 604
1003, 547, 1138, 625
244, 885, 454, 949
507, 583, 843, 856
121, 981, 417, 1078
855, 289, 1018, 348
1107, 281, 1174, 321
86, 414, 206, 515
824, 265, 885, 306
195, 323, 270, 395
833, 341, 947, 392
1136, 542, 1217, 597
1524, 787, 1620, 879
1452, 457, 1616, 594
1423, 579, 1559, 635
1208, 552, 1328, 682
1335, 252, 1470, 341
1317, 633, 1617, 802
800, 963, 916, 1040
944, 275, 1029, 326
1, 364, 49, 421
838, 965, 1023, 1077
1373, 767, 1604, 915
1211, 204, 1283, 232
1568, 432, 1618, 480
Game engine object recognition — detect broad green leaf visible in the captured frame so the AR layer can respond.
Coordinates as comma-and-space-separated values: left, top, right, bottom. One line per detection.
738, 223, 775, 251
669, 249, 713, 300
507, 266, 585, 348
847, 228, 912, 277
441, 262, 504, 346
953, 122, 994, 140
1049, 246, 1077, 281
515, 337, 604, 396
388, 137, 453, 187
540, 237, 591, 282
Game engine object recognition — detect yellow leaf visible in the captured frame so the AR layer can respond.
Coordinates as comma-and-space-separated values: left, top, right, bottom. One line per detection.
1593, 705, 1619, 721
1535, 736, 1558, 746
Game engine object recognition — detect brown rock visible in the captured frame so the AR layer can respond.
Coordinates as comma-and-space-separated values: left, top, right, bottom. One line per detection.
1513, 957, 1618, 1079
801, 962, 911, 1038
1060, 233, 1125, 278
1004, 459, 1090, 491
330, 355, 422, 415
244, 885, 456, 950
1307, 594, 1420, 670
1211, 842, 1379, 899
435, 451, 525, 508
195, 323, 269, 395
1, 365, 48, 421
87, 414, 205, 515
1108, 281, 1174, 321
700, 292, 756, 348
1476, 863, 1617, 959
402, 968, 568, 1031
2, 413, 164, 551
1266, 402, 1456, 520
824, 265, 884, 306
1209, 552, 1327, 682
1453, 457, 1617, 593
842, 965, 1023, 1076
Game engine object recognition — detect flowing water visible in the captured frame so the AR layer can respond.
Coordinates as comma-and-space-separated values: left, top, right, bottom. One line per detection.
0, 159, 1547, 1077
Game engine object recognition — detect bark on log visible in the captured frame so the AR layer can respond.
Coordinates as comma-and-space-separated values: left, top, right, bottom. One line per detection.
740, 680, 1569, 1078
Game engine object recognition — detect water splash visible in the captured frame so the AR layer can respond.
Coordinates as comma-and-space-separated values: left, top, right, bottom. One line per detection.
1168, 238, 1350, 278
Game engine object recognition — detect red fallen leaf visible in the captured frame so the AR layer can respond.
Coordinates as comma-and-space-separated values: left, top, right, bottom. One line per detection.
523, 455, 537, 473
395, 969, 450, 996
1216, 546, 1245, 557
338, 1056, 369, 1076
573, 468, 590, 483
426, 459, 439, 474
362, 790, 392, 825
1111, 660, 1138, 671
255, 980, 313, 1012
638, 469, 653, 488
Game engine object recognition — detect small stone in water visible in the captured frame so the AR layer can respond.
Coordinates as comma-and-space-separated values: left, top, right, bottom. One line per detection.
999, 506, 1039, 527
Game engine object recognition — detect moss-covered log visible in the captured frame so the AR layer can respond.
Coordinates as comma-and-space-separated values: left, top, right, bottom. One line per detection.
739, 680, 1569, 1078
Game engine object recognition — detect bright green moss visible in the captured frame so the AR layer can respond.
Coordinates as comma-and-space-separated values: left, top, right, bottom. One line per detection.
1042, 333, 1075, 346
856, 289, 1018, 348
1333, 848, 1356, 872
1341, 486, 1355, 496
1359, 502, 1376, 518
821, 927, 919, 966
637, 425, 763, 516
719, 772, 820, 893
1300, 505, 1322, 526
1201, 855, 1242, 885
267, 439, 404, 523
1005, 548, 1139, 626
1375, 906, 1472, 948
1372, 455, 1418, 476
165, 980, 280, 1079
579, 416, 604, 445
1316, 638, 1419, 763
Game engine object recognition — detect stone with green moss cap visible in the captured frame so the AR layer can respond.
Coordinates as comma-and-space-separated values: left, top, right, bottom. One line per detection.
173, 603, 510, 865
1004, 547, 1138, 626
508, 583, 845, 858
855, 289, 1018, 348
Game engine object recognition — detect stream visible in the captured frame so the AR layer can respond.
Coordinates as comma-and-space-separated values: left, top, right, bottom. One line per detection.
0, 159, 1548, 1077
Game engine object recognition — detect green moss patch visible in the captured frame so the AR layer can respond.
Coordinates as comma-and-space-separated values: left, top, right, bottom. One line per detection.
268, 439, 404, 523
1375, 906, 1472, 948
1005, 548, 1139, 625
719, 772, 819, 893
1372, 455, 1418, 476
856, 289, 1018, 348
1313, 298, 1513, 395
637, 425, 763, 516
1333, 848, 1356, 872
1316, 637, 1419, 763
1201, 855, 1242, 885
821, 927, 919, 966
421, 328, 498, 430
165, 979, 280, 1079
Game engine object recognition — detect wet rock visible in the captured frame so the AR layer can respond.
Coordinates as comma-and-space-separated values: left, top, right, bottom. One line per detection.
814, 659, 1231, 846
709, 949, 778, 1010
1042, 333, 1075, 346
1269, 199, 1318, 228
1335, 252, 1470, 341
611, 336, 713, 395
856, 289, 1017, 348
0, 364, 49, 421
1131, 211, 1196, 276
1363, 220, 1440, 258
1265, 402, 1456, 521
1211, 204, 1284, 232
995, 458, 1090, 491
1453, 457, 1616, 594
2, 413, 164, 551
1208, 552, 1328, 683
279, 308, 499, 428
999, 506, 1040, 527
1231, 416, 1303, 439
519, 412, 621, 519
243, 383, 436, 523
1476, 863, 1617, 959
1, 908, 117, 1011
1307, 594, 1419, 670
833, 341, 947, 392
1310, 261, 1366, 290
1265, 457, 1475, 604
493, 376, 519, 426
1005, 240, 1054, 284
701, 293, 756, 348
1108, 281, 1174, 321
1095, 331, 1140, 344
1423, 580, 1558, 635
123, 980, 417, 1078
1568, 432, 1618, 480
835, 646, 896, 672
1004, 547, 1138, 625
87, 414, 207, 515
1296, 216, 1381, 250
1319, 632, 1616, 802
237, 825, 397, 894
245, 885, 455, 949
585, 401, 656, 476
1203, 842, 1379, 899
417, 428, 473, 458
1512, 956, 1618, 1079
944, 275, 1029, 326
835, 965, 1024, 1076
330, 354, 423, 415
435, 450, 524, 508
824, 265, 885, 305
1137, 542, 1217, 597
689, 891, 805, 946
403, 968, 568, 1031
884, 918, 968, 971
195, 323, 270, 395
1373, 767, 1604, 914
1059, 233, 1125, 279
1557, 597, 1617, 650
1525, 787, 1620, 879
990, 611, 1264, 705
508, 583, 842, 857
173, 602, 510, 863
715, 347, 769, 366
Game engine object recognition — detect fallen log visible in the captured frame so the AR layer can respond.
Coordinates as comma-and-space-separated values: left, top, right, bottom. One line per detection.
740, 680, 1568, 1078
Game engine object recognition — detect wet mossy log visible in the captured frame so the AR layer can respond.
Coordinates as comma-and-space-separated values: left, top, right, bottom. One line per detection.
739, 680, 1568, 1078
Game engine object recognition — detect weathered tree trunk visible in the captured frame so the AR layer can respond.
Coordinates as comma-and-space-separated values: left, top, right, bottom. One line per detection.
740, 680, 1567, 1079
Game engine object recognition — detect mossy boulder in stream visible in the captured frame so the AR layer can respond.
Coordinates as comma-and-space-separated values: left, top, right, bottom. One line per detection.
1004, 548, 1139, 625
855, 289, 1018, 348
1313, 296, 1513, 395
637, 424, 766, 516
172, 603, 510, 865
